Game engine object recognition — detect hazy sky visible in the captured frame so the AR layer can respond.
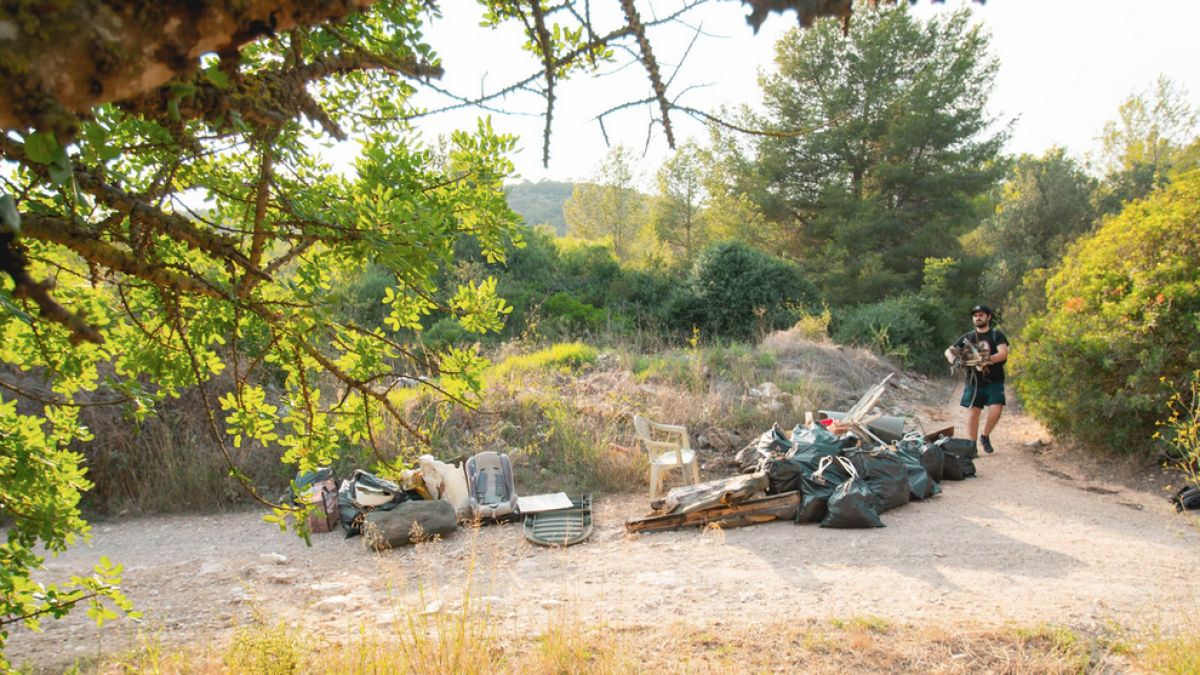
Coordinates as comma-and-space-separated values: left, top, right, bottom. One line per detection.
382, 0, 1200, 186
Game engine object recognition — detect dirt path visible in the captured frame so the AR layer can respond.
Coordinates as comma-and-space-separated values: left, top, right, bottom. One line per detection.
11, 385, 1200, 670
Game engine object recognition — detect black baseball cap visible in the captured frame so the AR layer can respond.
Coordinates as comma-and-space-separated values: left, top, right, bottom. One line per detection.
969, 304, 992, 317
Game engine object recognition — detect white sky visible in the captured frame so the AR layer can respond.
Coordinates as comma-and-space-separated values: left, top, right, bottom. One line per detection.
346, 0, 1200, 187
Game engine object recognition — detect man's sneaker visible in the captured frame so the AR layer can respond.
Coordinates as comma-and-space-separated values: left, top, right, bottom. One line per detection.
981, 435, 995, 453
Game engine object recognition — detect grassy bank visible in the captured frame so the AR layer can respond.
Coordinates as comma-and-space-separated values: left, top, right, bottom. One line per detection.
68, 330, 910, 514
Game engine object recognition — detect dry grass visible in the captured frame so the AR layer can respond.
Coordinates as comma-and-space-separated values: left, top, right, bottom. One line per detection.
33, 328, 942, 512
58, 614, 1109, 675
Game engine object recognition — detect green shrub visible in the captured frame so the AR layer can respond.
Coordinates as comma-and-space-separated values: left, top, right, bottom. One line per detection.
1013, 172, 1200, 455
543, 292, 606, 334
423, 316, 471, 351
831, 294, 952, 373
676, 241, 820, 340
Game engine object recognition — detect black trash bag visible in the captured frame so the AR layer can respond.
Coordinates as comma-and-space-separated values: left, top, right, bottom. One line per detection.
797, 455, 851, 523
938, 437, 978, 460
956, 454, 977, 478
895, 438, 945, 483
788, 424, 842, 467
937, 441, 976, 481
756, 423, 793, 458
892, 446, 941, 500
765, 456, 809, 495
821, 457, 885, 529
844, 448, 910, 513
919, 442, 945, 482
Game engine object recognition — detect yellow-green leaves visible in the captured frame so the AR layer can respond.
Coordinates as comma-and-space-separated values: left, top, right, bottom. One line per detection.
452, 277, 511, 334
220, 387, 279, 449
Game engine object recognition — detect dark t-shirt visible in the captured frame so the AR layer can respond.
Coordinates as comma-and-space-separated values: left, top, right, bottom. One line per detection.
953, 328, 1009, 385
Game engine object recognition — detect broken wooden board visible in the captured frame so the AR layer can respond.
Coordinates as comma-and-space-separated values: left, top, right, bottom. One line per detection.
649, 472, 770, 516
625, 491, 802, 534
923, 426, 954, 442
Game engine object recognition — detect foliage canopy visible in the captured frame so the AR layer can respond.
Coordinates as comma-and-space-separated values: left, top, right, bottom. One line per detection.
1012, 171, 1200, 455
743, 4, 1005, 304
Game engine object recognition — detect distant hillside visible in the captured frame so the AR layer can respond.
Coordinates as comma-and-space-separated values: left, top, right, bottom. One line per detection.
505, 179, 575, 235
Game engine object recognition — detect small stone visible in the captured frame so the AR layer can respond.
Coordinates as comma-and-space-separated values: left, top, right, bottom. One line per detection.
539, 599, 565, 609
260, 553, 287, 565
420, 601, 442, 615
312, 596, 349, 613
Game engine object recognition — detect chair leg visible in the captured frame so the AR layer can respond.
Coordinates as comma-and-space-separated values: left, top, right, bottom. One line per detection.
649, 465, 660, 500
691, 462, 700, 485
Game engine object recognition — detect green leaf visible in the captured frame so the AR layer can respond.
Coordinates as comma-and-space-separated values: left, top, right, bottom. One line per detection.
204, 66, 230, 89
25, 132, 57, 164
73, 180, 92, 211
169, 84, 196, 97
48, 141, 72, 183
48, 163, 72, 187
0, 194, 21, 235
167, 99, 181, 122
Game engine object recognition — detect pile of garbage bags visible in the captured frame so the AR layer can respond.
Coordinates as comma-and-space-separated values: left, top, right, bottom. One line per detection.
734, 422, 977, 528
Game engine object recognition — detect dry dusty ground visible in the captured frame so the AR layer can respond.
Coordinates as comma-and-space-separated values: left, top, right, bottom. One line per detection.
10, 382, 1200, 671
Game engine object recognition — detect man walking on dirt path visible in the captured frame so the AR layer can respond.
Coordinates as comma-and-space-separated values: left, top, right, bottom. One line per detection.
944, 304, 1009, 454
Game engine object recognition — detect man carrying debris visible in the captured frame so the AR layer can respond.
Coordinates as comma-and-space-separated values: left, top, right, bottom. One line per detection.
944, 304, 1009, 454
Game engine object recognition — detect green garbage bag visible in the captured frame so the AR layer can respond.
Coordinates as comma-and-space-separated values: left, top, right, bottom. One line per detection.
756, 423, 793, 458
896, 438, 945, 482
788, 424, 842, 468
844, 448, 910, 513
821, 457, 884, 529
893, 444, 942, 500
936, 438, 977, 480
768, 424, 842, 495
797, 455, 851, 523
939, 437, 978, 459
766, 456, 808, 495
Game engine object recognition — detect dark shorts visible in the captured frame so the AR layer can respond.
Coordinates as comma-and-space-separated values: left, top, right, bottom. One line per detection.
961, 381, 1006, 409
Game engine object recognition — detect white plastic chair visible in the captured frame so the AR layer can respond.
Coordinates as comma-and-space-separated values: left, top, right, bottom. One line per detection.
633, 414, 701, 500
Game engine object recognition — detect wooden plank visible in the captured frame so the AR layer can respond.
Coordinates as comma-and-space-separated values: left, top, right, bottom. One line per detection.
923, 426, 954, 442
625, 491, 802, 534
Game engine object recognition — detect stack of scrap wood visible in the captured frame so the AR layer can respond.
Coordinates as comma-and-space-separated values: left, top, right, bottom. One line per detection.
626, 473, 800, 533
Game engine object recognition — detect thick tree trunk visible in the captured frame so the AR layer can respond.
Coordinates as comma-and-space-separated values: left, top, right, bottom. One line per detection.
0, 0, 378, 138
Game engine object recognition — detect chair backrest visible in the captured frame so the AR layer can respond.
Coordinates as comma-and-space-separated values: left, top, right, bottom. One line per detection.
633, 414, 652, 443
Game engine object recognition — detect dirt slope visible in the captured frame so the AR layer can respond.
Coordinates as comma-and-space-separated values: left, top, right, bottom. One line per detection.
10, 384, 1200, 670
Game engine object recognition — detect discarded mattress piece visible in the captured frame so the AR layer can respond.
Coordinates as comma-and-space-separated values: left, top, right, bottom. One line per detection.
630, 374, 982, 533
524, 495, 593, 546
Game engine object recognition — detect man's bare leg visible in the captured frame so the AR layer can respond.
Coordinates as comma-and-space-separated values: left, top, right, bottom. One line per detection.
983, 404, 1004, 436
966, 406, 982, 442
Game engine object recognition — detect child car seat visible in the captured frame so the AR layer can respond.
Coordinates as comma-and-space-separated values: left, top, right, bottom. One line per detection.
466, 451, 518, 521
